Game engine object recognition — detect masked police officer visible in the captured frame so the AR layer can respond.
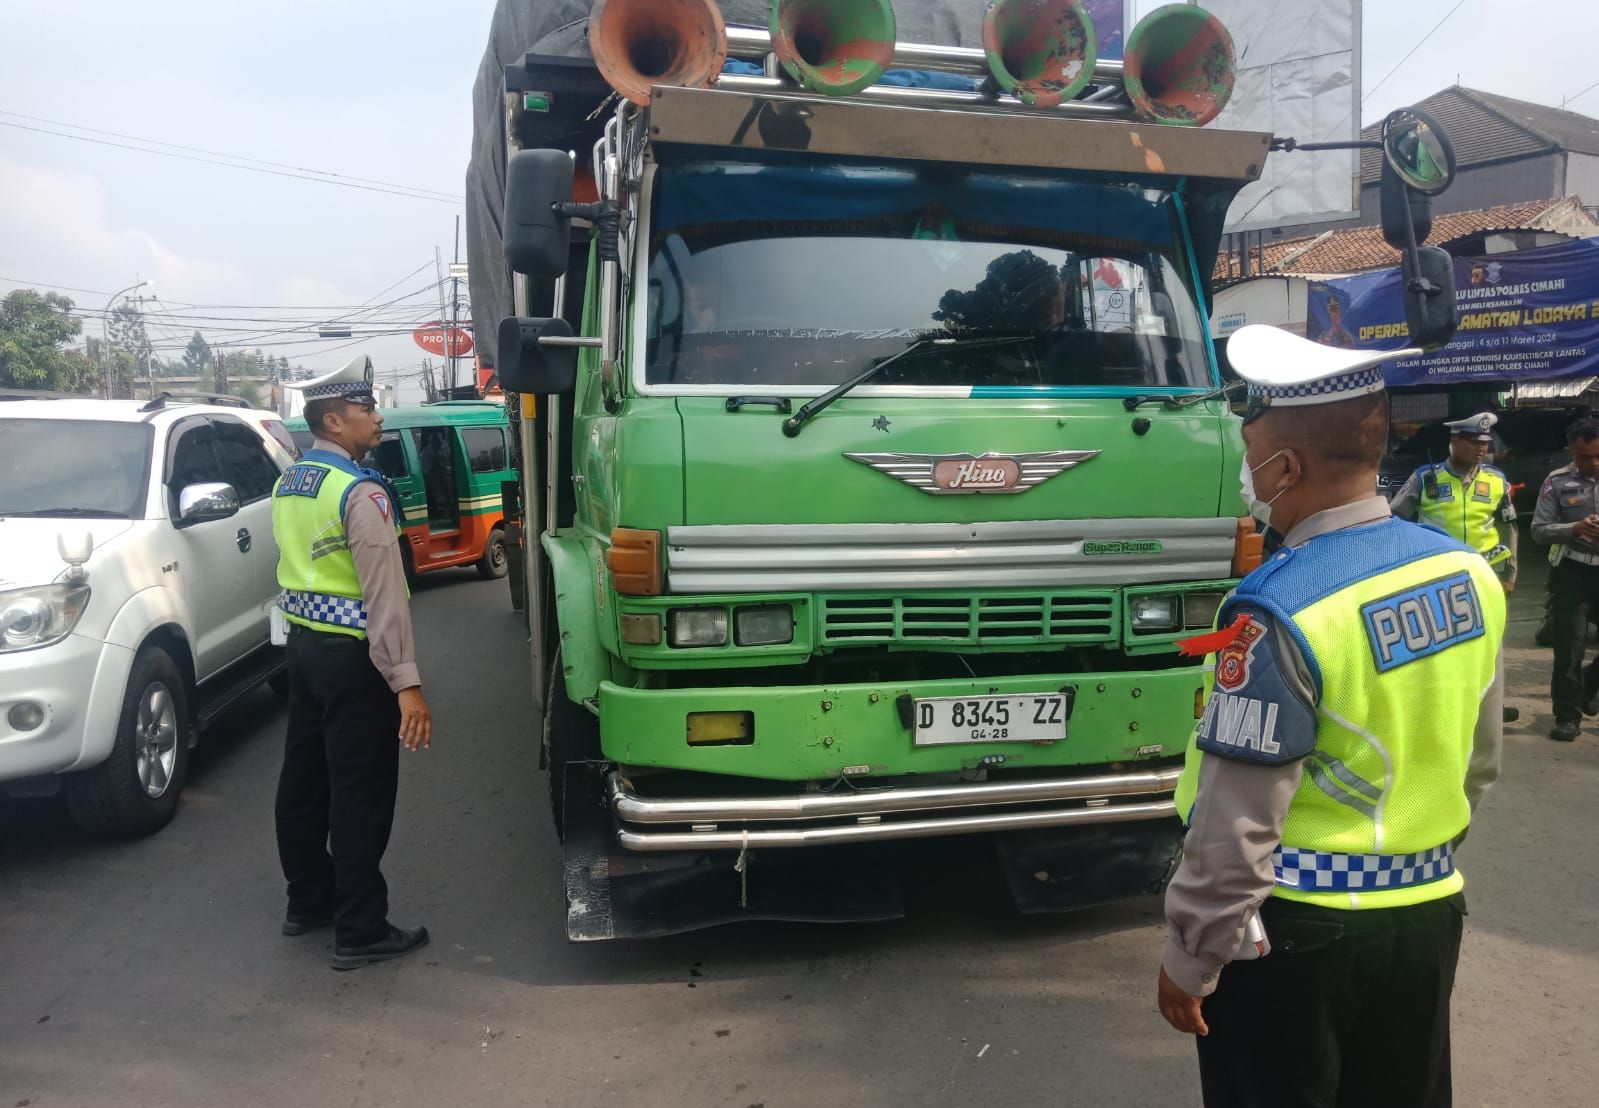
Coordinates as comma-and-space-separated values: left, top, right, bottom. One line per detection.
1158, 326, 1506, 1108
274, 356, 432, 970
1389, 411, 1517, 591
1532, 416, 1599, 742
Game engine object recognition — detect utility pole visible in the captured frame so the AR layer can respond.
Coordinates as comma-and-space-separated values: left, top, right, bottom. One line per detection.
102, 278, 149, 399
449, 214, 462, 396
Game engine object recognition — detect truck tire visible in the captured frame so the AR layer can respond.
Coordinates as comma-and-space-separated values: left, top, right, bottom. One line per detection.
544, 652, 600, 840
400, 543, 419, 588
65, 647, 190, 837
476, 525, 508, 580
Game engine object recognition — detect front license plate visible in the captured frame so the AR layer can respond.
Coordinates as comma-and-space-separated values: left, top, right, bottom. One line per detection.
911, 693, 1068, 747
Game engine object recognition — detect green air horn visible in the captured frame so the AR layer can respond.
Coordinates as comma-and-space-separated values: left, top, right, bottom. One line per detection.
1123, 4, 1235, 127
982, 0, 1098, 108
769, 0, 898, 97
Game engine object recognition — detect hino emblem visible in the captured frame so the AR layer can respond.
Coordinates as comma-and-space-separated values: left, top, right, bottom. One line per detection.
843, 450, 1101, 495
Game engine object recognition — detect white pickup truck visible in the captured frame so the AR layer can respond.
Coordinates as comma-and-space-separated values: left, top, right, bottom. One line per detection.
0, 395, 299, 835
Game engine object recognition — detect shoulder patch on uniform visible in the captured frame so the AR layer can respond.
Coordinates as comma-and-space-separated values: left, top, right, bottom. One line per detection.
369, 490, 392, 522
1361, 572, 1485, 674
277, 464, 328, 498
1195, 607, 1317, 766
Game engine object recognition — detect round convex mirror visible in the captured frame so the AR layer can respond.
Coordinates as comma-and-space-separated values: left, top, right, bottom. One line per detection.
1382, 108, 1456, 194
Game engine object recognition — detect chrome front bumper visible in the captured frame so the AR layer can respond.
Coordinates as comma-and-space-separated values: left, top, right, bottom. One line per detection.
607, 767, 1181, 852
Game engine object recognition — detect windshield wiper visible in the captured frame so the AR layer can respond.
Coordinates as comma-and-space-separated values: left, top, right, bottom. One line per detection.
1, 508, 131, 519
1122, 379, 1246, 412
782, 335, 1032, 438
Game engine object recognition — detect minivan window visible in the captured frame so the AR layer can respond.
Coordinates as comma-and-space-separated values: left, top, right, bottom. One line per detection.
370, 433, 408, 479
462, 427, 507, 473
0, 420, 154, 519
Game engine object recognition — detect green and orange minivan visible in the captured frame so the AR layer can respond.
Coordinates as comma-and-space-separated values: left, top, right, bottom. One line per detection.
288, 401, 513, 581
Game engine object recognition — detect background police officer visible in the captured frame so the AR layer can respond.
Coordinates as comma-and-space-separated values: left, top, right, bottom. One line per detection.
1390, 411, 1518, 592
1158, 326, 1505, 1108
274, 356, 432, 970
1532, 416, 1599, 742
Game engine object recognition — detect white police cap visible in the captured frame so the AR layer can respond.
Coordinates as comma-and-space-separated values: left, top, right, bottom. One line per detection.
1444, 411, 1497, 441
282, 355, 375, 401
1228, 325, 1419, 417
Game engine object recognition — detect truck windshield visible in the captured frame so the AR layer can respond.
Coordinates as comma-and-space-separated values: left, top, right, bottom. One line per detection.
644, 161, 1211, 391
0, 420, 154, 520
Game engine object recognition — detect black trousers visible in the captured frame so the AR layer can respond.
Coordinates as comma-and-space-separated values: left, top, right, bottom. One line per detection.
1548, 560, 1599, 722
275, 624, 401, 946
1196, 894, 1465, 1108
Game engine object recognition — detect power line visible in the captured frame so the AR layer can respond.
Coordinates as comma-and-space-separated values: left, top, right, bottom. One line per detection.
0, 120, 462, 206
1563, 79, 1599, 109
0, 110, 460, 201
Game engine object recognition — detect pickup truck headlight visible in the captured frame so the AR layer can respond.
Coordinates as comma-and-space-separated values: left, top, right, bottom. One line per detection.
0, 584, 91, 653
668, 607, 729, 648
1129, 594, 1181, 632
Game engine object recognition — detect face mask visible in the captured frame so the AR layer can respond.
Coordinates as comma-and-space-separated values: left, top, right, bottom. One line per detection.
1240, 450, 1288, 531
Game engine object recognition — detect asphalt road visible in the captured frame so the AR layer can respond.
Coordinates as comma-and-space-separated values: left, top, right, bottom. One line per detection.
3, 561, 1597, 1108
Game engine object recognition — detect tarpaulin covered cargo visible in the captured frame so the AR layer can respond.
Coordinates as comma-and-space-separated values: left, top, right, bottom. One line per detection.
465, 2, 993, 371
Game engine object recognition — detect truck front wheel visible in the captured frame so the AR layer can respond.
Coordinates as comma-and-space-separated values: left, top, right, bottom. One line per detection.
476, 525, 508, 580
66, 647, 191, 836
543, 655, 600, 840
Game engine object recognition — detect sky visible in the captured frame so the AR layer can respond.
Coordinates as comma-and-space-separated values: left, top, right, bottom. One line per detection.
3, 1, 1597, 403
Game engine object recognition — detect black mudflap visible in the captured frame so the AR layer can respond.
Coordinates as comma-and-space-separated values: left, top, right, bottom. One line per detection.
995, 819, 1185, 915
559, 766, 904, 941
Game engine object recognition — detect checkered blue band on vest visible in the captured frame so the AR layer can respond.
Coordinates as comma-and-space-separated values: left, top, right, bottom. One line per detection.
1249, 366, 1384, 403
279, 588, 368, 630
1271, 844, 1453, 892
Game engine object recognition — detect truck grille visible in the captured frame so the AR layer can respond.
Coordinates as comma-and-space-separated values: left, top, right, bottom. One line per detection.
820, 592, 1117, 647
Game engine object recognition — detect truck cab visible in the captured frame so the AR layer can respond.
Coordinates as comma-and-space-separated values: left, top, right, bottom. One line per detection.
490, 4, 1270, 939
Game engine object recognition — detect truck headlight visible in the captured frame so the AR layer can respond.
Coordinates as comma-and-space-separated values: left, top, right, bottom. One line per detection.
0, 584, 91, 653
1183, 592, 1226, 630
734, 604, 794, 647
668, 608, 729, 648
1129, 594, 1181, 632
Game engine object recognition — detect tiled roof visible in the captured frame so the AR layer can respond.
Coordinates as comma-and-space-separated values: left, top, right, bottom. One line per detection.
1215, 199, 1591, 282
1359, 87, 1599, 183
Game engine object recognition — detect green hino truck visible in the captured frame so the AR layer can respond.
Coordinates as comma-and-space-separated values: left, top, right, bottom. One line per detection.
479, 1, 1273, 940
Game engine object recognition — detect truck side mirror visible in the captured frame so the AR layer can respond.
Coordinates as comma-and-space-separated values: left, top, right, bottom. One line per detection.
504, 149, 575, 278
1378, 108, 1459, 351
498, 316, 579, 395
1400, 245, 1458, 352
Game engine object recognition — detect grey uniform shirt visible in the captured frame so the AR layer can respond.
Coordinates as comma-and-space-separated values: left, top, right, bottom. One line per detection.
1161, 496, 1505, 998
1532, 463, 1599, 555
314, 437, 421, 693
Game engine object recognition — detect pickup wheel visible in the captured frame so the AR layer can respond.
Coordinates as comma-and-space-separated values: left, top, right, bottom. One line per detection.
476, 525, 508, 580
66, 647, 190, 837
543, 650, 600, 841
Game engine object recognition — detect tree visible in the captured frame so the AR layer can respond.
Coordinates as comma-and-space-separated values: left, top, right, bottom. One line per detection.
0, 289, 85, 391
182, 332, 212, 389
105, 302, 152, 398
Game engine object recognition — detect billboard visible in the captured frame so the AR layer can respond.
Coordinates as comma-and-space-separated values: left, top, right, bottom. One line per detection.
1206, 0, 1361, 233
1306, 240, 1599, 385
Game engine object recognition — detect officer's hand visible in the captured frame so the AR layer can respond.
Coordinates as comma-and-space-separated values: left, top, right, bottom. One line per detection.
1504, 578, 1516, 594
1577, 517, 1599, 543
398, 687, 431, 751
1157, 966, 1209, 1036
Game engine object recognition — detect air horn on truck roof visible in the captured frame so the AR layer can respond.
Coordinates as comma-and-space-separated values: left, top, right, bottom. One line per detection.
585, 0, 1234, 126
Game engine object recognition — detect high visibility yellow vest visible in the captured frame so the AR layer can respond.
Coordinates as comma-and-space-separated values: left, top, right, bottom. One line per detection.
272, 449, 391, 640
1176, 517, 1504, 910
1414, 463, 1513, 566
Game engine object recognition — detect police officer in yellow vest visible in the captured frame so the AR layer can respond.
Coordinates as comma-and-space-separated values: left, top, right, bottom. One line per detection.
273, 356, 433, 970
1389, 410, 1518, 591
1157, 326, 1506, 1108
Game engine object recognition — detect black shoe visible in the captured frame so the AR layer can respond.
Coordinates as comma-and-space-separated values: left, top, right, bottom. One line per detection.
1535, 624, 1554, 648
282, 912, 334, 937
1502, 706, 1520, 724
1550, 720, 1580, 743
331, 925, 429, 971
1585, 695, 1599, 717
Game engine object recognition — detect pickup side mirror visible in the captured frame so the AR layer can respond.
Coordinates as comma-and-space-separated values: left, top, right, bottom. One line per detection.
504, 149, 575, 279
497, 316, 579, 395
178, 482, 240, 525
